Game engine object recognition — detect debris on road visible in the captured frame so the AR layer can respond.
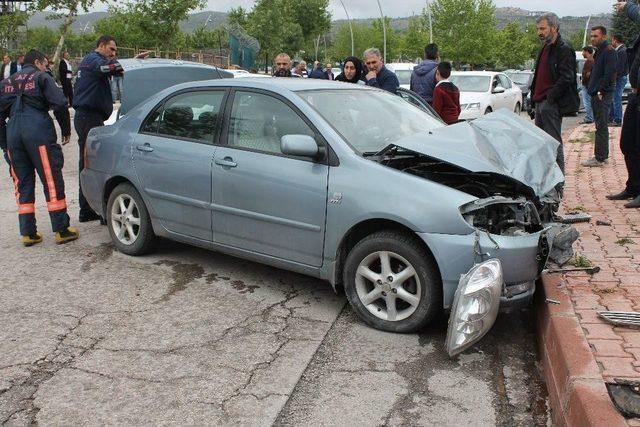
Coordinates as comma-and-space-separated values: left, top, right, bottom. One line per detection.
599, 311, 640, 328
596, 219, 612, 226
546, 266, 601, 275
558, 212, 592, 224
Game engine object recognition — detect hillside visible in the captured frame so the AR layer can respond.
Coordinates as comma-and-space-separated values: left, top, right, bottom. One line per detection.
28, 7, 610, 36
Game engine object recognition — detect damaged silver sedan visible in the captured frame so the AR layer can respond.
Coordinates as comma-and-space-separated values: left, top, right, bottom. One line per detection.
81, 78, 568, 357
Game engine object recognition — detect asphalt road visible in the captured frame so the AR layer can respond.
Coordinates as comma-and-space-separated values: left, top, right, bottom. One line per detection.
0, 110, 581, 425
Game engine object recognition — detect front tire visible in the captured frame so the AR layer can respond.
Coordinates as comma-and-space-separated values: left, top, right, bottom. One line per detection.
106, 183, 156, 255
484, 107, 493, 115
343, 231, 441, 333
514, 102, 521, 114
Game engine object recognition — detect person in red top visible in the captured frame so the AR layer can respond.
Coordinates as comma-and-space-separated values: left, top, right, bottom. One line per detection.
432, 62, 460, 125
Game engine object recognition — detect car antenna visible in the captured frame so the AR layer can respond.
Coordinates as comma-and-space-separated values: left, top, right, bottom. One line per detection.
213, 64, 224, 80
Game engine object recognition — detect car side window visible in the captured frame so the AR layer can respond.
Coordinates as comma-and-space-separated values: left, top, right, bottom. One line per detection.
493, 77, 504, 90
144, 90, 225, 143
498, 75, 512, 89
228, 91, 315, 155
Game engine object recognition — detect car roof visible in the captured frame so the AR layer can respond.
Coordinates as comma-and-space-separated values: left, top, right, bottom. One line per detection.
386, 63, 416, 70
169, 77, 373, 92
451, 71, 501, 76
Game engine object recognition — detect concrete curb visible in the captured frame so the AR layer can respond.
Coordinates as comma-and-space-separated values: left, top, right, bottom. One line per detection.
536, 273, 627, 426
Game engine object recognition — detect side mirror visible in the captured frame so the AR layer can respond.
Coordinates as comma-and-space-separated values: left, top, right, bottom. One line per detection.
281, 134, 319, 158
493, 87, 505, 94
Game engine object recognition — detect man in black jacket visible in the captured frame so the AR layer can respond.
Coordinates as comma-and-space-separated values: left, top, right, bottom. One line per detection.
58, 51, 73, 106
363, 48, 399, 94
583, 26, 617, 167
610, 34, 628, 126
609, 0, 640, 207
529, 12, 580, 173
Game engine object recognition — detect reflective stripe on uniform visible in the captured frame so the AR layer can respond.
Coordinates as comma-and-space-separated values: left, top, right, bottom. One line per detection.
38, 145, 58, 203
18, 203, 35, 214
6, 151, 25, 213
47, 198, 67, 212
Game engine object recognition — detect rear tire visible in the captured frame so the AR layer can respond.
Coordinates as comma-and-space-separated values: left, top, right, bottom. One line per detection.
343, 231, 442, 333
514, 102, 521, 114
106, 183, 156, 255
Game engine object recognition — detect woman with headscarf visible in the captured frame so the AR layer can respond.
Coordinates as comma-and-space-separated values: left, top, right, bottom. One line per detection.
335, 56, 365, 84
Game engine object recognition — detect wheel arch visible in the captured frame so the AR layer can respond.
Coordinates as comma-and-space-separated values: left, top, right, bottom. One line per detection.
333, 218, 442, 291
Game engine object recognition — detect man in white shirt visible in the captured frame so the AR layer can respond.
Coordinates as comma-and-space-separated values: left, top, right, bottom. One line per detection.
1, 55, 10, 80
58, 51, 74, 104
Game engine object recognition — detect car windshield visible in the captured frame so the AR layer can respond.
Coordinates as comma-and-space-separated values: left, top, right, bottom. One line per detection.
394, 70, 413, 85
505, 72, 532, 86
449, 75, 491, 92
298, 89, 444, 154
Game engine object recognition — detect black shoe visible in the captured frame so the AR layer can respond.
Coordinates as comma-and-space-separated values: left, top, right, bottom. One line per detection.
625, 196, 640, 208
79, 211, 101, 223
607, 189, 637, 200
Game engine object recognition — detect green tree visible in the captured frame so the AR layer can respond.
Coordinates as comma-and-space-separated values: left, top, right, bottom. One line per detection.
227, 7, 247, 27
94, 0, 205, 53
428, 0, 497, 67
23, 26, 59, 54
612, 6, 640, 46
187, 27, 229, 50
0, 8, 29, 52
30, 0, 108, 64
568, 30, 587, 51
329, 22, 371, 61
494, 22, 534, 69
400, 16, 430, 61
244, 0, 331, 66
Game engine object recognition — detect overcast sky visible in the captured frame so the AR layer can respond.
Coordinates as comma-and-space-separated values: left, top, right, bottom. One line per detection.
91, 1, 613, 18
198, 0, 612, 19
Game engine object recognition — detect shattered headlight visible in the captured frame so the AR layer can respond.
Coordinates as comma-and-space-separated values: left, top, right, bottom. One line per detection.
445, 259, 503, 357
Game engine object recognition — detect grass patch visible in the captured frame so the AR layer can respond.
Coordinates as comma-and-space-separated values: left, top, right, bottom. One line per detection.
571, 255, 593, 268
570, 205, 587, 212
616, 238, 636, 246
570, 131, 596, 144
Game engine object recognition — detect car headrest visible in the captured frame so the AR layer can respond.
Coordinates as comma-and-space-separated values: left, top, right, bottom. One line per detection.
164, 105, 193, 128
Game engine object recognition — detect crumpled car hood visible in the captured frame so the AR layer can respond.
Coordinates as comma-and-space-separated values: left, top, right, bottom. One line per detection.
394, 110, 564, 197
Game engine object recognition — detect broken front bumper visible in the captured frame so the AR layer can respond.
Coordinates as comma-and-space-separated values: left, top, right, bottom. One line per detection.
418, 230, 549, 309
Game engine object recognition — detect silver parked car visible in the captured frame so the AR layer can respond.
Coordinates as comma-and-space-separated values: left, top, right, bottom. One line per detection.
81, 77, 563, 355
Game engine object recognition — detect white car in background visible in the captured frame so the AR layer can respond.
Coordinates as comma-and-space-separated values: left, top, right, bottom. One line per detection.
449, 71, 522, 121
386, 62, 416, 89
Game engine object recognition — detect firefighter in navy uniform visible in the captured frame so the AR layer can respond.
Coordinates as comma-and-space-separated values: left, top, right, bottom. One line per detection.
73, 35, 148, 223
0, 49, 79, 246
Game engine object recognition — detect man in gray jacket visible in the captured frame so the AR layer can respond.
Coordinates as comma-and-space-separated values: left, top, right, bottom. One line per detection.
410, 44, 439, 104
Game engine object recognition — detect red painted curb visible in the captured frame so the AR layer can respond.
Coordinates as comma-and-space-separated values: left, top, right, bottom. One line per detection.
536, 273, 627, 426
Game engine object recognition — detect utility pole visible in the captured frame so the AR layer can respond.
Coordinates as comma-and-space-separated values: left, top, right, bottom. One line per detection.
376, 0, 386, 62
339, 0, 354, 56
583, 15, 592, 47
425, 0, 433, 43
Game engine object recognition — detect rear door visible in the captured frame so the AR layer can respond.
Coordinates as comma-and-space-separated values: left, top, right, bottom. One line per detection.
133, 89, 227, 241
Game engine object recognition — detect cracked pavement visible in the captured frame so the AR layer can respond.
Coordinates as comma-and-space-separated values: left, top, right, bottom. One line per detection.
0, 122, 549, 425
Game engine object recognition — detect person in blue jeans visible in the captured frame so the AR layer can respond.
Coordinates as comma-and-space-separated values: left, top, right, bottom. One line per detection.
580, 46, 594, 124
609, 34, 629, 126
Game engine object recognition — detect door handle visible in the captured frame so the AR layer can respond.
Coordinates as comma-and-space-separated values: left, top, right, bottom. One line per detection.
136, 143, 154, 152
215, 157, 237, 168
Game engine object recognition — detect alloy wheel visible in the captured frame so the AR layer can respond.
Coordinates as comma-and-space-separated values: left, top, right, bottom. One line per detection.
355, 251, 422, 321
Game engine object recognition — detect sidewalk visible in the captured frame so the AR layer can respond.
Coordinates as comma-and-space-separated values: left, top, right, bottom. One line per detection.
538, 123, 640, 425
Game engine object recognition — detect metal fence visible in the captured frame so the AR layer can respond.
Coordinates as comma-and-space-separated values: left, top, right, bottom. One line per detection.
66, 47, 230, 68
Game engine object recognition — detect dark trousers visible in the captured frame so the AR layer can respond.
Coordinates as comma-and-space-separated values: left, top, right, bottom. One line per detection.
62, 79, 73, 106
6, 109, 70, 235
620, 93, 640, 195
74, 111, 103, 217
592, 91, 614, 162
535, 100, 565, 173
